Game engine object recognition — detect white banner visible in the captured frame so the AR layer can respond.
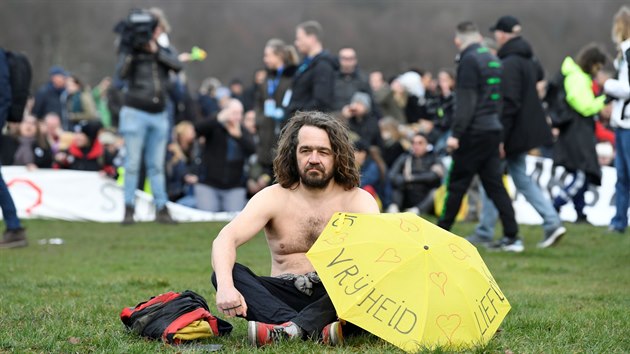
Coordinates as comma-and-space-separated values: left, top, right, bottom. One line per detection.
0, 158, 619, 226
513, 155, 615, 226
0, 166, 234, 223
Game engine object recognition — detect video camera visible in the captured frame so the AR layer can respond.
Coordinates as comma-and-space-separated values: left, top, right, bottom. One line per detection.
113, 8, 158, 52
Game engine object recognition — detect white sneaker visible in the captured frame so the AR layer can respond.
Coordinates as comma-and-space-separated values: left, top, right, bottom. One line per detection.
386, 204, 400, 213
404, 207, 420, 215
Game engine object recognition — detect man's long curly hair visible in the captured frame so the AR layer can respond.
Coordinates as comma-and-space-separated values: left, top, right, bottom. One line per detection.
273, 111, 360, 190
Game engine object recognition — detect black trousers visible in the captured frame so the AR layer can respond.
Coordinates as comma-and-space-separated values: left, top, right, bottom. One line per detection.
211, 263, 337, 335
437, 131, 518, 237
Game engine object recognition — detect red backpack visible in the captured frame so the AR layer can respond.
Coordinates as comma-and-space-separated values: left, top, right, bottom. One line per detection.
120, 290, 232, 344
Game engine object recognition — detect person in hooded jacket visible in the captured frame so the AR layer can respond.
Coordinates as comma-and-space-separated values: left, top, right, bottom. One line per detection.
469, 16, 566, 249
286, 21, 336, 116
552, 44, 608, 224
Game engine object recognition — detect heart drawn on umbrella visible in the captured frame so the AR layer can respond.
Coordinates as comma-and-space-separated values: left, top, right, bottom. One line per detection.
323, 232, 348, 246
399, 218, 420, 232
429, 272, 448, 295
436, 314, 462, 343
448, 243, 470, 260
375, 248, 402, 263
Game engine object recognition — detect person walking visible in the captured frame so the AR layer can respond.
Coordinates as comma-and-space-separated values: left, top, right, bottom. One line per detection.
469, 16, 566, 248
552, 44, 607, 223
437, 21, 522, 252
0, 47, 27, 248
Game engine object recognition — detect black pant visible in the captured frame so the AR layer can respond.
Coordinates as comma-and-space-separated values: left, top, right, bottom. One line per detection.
437, 131, 518, 237
211, 263, 337, 335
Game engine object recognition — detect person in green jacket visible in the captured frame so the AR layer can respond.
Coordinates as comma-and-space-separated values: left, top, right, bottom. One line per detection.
552, 43, 608, 223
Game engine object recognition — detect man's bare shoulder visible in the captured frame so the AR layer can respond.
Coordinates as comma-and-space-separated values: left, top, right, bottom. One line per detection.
247, 184, 291, 211
343, 186, 381, 213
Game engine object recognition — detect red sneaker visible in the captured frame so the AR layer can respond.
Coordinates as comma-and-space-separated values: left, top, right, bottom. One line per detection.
321, 321, 343, 346
247, 321, 302, 347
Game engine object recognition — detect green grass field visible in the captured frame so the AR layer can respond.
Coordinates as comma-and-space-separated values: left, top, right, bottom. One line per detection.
1, 219, 629, 353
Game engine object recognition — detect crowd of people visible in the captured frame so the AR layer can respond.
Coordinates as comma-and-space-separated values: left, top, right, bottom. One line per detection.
1, 5, 630, 350
1, 7, 629, 253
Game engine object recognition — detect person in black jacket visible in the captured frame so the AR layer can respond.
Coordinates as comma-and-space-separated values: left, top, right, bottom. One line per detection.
437, 21, 522, 252
194, 99, 255, 212
0, 48, 27, 248
1, 115, 53, 169
115, 9, 182, 225
470, 16, 566, 249
388, 133, 444, 215
287, 20, 336, 117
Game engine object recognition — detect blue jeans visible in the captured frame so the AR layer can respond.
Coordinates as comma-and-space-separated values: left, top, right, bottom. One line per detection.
194, 183, 246, 212
119, 106, 169, 209
611, 128, 630, 231
476, 153, 562, 239
0, 162, 22, 230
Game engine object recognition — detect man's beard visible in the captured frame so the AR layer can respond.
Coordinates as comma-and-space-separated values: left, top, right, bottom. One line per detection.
299, 164, 334, 189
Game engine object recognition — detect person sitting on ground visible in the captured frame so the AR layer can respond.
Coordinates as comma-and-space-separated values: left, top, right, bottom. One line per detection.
211, 111, 379, 348
1, 114, 53, 169
354, 140, 383, 208
54, 120, 115, 177
387, 132, 444, 215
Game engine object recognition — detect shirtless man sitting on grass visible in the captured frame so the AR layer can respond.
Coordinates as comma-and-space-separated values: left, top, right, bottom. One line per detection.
211, 111, 380, 347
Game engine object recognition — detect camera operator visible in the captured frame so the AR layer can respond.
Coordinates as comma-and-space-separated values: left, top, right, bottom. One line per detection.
115, 9, 182, 225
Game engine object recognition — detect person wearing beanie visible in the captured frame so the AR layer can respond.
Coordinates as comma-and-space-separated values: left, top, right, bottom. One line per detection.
54, 120, 112, 174
340, 91, 382, 149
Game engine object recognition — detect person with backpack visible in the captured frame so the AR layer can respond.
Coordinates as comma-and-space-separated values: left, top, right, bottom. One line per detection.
0, 47, 28, 249
603, 6, 630, 234
552, 44, 608, 223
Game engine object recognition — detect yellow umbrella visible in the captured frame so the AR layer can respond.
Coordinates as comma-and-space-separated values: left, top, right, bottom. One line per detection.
306, 212, 511, 352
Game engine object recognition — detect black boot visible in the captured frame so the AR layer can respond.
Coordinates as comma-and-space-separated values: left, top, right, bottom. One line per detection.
156, 207, 177, 225
121, 205, 135, 226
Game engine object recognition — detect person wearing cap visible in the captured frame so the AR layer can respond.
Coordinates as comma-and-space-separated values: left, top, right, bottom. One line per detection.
340, 91, 382, 149
437, 21, 522, 252
469, 16, 566, 249
31, 65, 69, 128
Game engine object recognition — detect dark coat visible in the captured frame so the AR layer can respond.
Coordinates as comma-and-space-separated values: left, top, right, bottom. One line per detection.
332, 68, 371, 111
497, 37, 553, 156
195, 119, 256, 189
346, 112, 383, 149
552, 57, 603, 185
116, 46, 182, 113
0, 135, 53, 168
287, 50, 336, 116
31, 82, 65, 120
553, 108, 601, 185
254, 65, 297, 167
